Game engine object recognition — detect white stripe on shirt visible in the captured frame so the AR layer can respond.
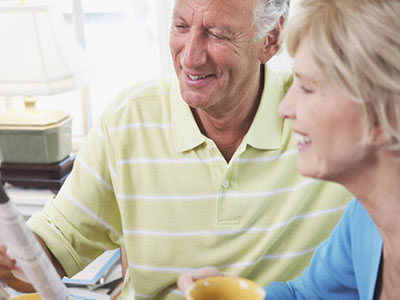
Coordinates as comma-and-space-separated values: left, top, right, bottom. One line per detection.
117, 150, 297, 166
76, 156, 113, 191
117, 179, 317, 202
237, 149, 298, 163
108, 122, 172, 133
128, 246, 317, 274
65, 189, 123, 241
123, 205, 347, 237
117, 156, 223, 165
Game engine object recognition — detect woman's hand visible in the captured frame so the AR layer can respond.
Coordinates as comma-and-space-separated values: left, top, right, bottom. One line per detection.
177, 266, 225, 297
0, 240, 35, 293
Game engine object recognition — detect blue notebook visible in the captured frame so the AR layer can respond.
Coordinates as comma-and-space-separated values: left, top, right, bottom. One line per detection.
63, 249, 121, 286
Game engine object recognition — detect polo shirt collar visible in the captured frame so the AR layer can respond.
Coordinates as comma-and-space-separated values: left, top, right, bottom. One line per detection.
171, 76, 205, 152
170, 64, 286, 153
245, 64, 284, 150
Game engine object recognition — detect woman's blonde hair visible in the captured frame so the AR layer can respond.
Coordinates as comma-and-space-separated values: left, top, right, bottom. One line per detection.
286, 0, 400, 152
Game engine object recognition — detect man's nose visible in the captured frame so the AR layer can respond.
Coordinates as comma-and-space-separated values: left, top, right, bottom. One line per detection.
279, 87, 296, 119
181, 32, 207, 69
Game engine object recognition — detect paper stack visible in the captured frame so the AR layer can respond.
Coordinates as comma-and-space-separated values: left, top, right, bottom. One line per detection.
63, 249, 123, 300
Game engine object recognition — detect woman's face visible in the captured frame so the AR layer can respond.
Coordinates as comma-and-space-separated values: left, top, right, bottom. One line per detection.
279, 36, 373, 183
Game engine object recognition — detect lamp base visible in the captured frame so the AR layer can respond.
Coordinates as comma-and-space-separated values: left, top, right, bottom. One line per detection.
0, 154, 74, 191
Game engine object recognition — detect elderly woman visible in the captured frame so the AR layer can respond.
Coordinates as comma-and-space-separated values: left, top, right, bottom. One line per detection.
178, 0, 400, 298
265, 0, 400, 298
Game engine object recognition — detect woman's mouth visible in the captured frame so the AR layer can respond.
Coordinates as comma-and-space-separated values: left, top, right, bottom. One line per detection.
294, 132, 311, 151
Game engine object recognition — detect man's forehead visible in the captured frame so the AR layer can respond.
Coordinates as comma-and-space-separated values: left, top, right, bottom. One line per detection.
173, 0, 257, 15
173, 0, 257, 25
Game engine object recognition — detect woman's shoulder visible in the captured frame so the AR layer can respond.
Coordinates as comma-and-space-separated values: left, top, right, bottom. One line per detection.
348, 198, 371, 219
345, 198, 378, 235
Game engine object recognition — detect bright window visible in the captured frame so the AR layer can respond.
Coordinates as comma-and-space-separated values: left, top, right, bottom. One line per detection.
1, 0, 174, 140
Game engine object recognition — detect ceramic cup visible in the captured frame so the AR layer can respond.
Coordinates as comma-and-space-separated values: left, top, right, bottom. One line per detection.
186, 276, 265, 300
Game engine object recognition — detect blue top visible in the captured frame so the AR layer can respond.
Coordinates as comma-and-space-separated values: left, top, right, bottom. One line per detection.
265, 199, 383, 300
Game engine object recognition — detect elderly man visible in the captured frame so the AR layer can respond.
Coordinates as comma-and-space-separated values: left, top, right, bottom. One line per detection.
0, 0, 351, 299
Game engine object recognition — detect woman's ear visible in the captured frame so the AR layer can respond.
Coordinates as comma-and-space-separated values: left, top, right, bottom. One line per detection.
367, 105, 397, 148
368, 124, 388, 148
259, 16, 285, 64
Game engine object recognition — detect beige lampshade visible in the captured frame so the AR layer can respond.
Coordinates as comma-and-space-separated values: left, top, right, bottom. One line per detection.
0, 0, 94, 164
0, 0, 94, 96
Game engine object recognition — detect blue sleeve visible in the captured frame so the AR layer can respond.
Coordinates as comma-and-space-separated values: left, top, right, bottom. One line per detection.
264, 199, 359, 299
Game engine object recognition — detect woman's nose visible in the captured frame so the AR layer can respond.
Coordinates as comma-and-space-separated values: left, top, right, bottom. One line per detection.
279, 87, 296, 119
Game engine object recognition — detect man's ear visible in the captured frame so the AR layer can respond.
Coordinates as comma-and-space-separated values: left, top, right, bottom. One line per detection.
259, 16, 285, 64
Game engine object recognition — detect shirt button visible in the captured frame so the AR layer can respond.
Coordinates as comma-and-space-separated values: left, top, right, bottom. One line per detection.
222, 179, 230, 188
207, 145, 213, 151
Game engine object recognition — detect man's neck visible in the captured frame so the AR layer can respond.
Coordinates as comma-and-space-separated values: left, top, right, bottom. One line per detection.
193, 65, 265, 162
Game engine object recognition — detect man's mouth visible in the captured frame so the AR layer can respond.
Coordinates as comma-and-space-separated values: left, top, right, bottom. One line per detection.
187, 74, 213, 81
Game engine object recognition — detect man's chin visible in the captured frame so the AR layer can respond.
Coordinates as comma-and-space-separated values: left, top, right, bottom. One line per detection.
181, 91, 213, 109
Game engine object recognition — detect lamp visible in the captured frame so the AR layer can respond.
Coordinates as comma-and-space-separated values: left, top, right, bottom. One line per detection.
0, 0, 94, 190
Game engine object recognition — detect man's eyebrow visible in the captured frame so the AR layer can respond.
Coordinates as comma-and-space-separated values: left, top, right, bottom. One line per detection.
172, 13, 186, 22
207, 25, 233, 34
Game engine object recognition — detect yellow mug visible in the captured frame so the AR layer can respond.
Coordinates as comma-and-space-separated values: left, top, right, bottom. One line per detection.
10, 293, 78, 300
10, 294, 41, 300
186, 276, 265, 300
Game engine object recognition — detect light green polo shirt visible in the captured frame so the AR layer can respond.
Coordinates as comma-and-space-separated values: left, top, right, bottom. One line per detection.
27, 64, 352, 299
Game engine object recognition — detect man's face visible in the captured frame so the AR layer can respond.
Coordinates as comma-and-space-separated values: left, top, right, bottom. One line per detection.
169, 0, 266, 113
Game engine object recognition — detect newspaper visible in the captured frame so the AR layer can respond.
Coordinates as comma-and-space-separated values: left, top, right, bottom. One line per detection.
0, 185, 71, 300
0, 281, 9, 300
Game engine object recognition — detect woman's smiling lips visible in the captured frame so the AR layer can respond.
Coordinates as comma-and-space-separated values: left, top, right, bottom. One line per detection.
294, 131, 311, 151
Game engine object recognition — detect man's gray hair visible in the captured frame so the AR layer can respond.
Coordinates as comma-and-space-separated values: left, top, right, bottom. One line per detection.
253, 0, 290, 41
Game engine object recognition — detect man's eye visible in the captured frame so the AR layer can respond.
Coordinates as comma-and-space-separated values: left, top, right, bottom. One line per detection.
174, 24, 188, 31
209, 32, 226, 40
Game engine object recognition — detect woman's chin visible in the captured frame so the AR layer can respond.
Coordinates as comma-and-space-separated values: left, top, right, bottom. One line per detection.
297, 161, 325, 180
